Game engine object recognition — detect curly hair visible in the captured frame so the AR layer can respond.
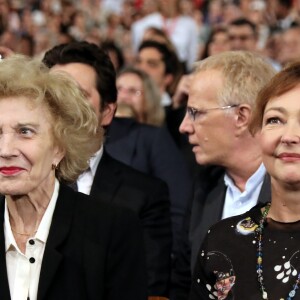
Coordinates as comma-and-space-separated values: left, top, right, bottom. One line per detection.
0, 54, 102, 182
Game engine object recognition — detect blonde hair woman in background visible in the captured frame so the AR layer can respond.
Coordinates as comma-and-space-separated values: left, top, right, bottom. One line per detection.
116, 66, 165, 126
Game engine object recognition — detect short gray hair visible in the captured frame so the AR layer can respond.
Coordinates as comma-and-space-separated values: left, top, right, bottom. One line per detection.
194, 51, 276, 108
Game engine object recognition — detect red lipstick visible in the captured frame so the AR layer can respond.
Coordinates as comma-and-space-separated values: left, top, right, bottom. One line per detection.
0, 167, 24, 175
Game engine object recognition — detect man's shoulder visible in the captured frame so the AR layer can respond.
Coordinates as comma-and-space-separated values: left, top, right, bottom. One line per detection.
101, 151, 168, 189
108, 117, 164, 138
60, 183, 140, 221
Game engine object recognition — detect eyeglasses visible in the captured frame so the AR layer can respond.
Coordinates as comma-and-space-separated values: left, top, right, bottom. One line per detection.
186, 104, 238, 121
117, 86, 143, 97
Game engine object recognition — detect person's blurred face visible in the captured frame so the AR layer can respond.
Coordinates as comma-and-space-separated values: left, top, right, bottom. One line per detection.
260, 85, 300, 185
208, 0, 223, 24
208, 31, 230, 56
51, 63, 115, 127
73, 12, 85, 28
179, 70, 237, 166
274, 0, 289, 19
222, 4, 243, 24
135, 47, 166, 92
228, 24, 257, 51
0, 97, 64, 196
158, 0, 178, 15
116, 73, 145, 122
279, 28, 300, 65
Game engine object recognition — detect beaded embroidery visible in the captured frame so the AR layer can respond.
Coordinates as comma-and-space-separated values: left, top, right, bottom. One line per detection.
255, 203, 300, 300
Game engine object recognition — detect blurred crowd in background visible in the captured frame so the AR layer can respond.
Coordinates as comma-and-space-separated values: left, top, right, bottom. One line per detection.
0, 0, 299, 71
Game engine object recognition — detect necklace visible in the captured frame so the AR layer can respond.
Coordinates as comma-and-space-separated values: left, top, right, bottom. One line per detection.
256, 203, 300, 300
11, 228, 37, 236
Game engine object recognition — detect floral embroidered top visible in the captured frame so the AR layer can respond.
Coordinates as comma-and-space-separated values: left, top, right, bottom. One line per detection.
190, 204, 300, 300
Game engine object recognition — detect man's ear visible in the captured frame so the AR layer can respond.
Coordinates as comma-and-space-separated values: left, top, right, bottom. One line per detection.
235, 104, 252, 133
100, 102, 117, 126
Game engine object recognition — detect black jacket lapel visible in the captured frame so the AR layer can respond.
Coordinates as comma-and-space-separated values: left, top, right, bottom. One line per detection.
37, 185, 75, 300
258, 173, 271, 204
90, 151, 122, 203
190, 172, 226, 268
0, 196, 11, 300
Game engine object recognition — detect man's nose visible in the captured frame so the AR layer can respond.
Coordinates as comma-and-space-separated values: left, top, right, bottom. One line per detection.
179, 112, 193, 134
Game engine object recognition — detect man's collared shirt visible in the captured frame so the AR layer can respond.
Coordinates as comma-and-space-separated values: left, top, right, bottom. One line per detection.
222, 163, 266, 219
161, 92, 172, 107
77, 146, 103, 195
5, 179, 59, 300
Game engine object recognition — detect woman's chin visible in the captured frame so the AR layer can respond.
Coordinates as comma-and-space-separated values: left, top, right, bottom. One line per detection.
0, 184, 29, 196
279, 175, 300, 190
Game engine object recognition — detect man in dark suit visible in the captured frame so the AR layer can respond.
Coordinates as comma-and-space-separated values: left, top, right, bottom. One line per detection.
42, 41, 171, 298
106, 116, 192, 260
172, 51, 276, 299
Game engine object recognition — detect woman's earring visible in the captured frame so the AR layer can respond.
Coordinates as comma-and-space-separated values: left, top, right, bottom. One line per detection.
52, 163, 58, 170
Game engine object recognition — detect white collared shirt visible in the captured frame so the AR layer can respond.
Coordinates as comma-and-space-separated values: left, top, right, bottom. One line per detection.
222, 164, 266, 219
161, 92, 172, 107
77, 146, 103, 195
4, 179, 60, 300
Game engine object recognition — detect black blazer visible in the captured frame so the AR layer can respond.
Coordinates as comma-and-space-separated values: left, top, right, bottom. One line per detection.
106, 117, 193, 258
90, 150, 172, 297
190, 165, 271, 268
0, 184, 148, 300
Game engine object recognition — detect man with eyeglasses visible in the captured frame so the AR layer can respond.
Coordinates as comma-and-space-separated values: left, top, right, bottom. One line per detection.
228, 17, 282, 71
172, 51, 276, 299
